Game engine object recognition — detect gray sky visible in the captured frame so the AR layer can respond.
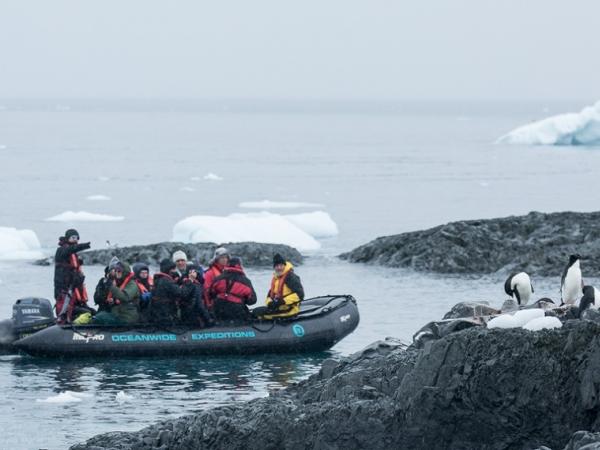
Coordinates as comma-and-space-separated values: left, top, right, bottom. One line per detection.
0, 0, 598, 100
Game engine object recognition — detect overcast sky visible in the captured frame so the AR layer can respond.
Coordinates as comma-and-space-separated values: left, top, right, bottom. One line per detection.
0, 0, 598, 100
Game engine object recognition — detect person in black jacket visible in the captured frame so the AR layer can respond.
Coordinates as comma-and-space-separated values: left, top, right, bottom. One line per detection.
93, 266, 112, 313
179, 264, 213, 327
53, 229, 92, 323
149, 259, 186, 326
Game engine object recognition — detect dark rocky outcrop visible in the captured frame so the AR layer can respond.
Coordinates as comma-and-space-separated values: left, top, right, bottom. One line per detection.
33, 242, 302, 268
71, 315, 600, 450
339, 211, 600, 276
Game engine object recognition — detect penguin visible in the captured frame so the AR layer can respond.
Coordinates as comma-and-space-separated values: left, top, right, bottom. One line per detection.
578, 285, 600, 312
560, 254, 583, 305
504, 272, 534, 306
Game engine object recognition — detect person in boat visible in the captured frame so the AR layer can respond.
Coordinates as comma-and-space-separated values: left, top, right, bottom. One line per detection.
53, 228, 92, 324
255, 253, 304, 319
172, 250, 189, 278
132, 262, 153, 321
178, 263, 214, 327
209, 257, 257, 323
93, 258, 140, 325
203, 247, 230, 310
150, 259, 187, 325
93, 265, 113, 313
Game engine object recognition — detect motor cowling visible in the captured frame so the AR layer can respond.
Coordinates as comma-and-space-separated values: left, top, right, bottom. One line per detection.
12, 298, 55, 338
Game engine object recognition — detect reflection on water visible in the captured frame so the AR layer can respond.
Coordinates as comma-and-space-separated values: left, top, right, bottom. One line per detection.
2, 352, 331, 449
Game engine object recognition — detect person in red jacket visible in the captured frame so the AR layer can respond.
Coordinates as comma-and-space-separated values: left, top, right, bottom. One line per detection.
209, 257, 256, 323
203, 247, 230, 310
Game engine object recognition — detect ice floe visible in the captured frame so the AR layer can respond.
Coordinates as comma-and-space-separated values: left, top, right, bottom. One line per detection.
37, 391, 92, 404
497, 101, 600, 145
46, 211, 124, 222
172, 211, 339, 251
115, 390, 134, 403
86, 194, 111, 201
239, 200, 325, 209
0, 227, 44, 260
203, 173, 223, 181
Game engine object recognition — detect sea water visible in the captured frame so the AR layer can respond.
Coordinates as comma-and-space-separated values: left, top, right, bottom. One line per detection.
0, 99, 598, 449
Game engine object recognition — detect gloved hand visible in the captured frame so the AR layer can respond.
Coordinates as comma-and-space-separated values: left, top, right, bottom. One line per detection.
269, 297, 283, 309
81, 242, 91, 250
140, 291, 152, 304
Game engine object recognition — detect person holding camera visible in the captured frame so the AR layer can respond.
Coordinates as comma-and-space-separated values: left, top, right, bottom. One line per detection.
93, 257, 140, 325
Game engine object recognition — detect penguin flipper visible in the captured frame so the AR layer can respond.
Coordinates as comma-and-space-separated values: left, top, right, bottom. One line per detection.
514, 289, 521, 306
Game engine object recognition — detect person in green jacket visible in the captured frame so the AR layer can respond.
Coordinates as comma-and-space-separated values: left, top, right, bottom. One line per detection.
94, 257, 140, 325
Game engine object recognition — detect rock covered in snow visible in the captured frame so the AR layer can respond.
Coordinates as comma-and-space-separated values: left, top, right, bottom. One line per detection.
33, 241, 303, 268
70, 320, 600, 450
497, 101, 600, 146
340, 210, 600, 276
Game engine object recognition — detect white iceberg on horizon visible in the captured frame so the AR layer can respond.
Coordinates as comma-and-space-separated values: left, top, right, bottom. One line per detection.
203, 172, 223, 181
46, 211, 124, 222
0, 227, 44, 260
172, 211, 339, 251
497, 101, 600, 146
37, 391, 92, 404
86, 194, 111, 201
239, 200, 325, 209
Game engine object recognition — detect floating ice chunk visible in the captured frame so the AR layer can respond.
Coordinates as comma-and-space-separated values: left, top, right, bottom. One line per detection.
98, 176, 110, 182
180, 186, 196, 192
37, 391, 92, 404
115, 390, 134, 403
203, 173, 223, 181
285, 211, 338, 238
239, 200, 326, 209
46, 211, 124, 222
497, 101, 600, 146
0, 227, 43, 260
86, 194, 111, 201
522, 316, 563, 331
172, 212, 321, 251
0, 144, 7, 150
487, 309, 545, 329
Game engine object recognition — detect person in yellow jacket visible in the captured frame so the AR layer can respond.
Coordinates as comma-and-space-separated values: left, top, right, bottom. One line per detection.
258, 254, 305, 319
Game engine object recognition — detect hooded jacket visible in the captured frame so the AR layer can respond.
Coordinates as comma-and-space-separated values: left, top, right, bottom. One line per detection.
107, 263, 140, 324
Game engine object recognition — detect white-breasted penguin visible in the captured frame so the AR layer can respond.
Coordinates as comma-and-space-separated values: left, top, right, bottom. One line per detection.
561, 254, 583, 305
504, 272, 534, 306
578, 285, 600, 312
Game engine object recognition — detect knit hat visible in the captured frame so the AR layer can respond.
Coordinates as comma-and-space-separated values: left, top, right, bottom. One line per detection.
132, 262, 149, 277
160, 258, 176, 274
65, 229, 79, 240
108, 256, 123, 271
213, 247, 229, 259
228, 257, 242, 268
172, 250, 187, 262
273, 253, 286, 267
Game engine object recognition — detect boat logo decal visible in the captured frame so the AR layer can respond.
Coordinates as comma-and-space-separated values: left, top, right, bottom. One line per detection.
111, 334, 177, 343
292, 324, 305, 337
72, 333, 105, 343
191, 331, 256, 340
340, 314, 351, 323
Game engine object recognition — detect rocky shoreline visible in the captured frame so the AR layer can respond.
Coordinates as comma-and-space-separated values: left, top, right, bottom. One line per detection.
340, 211, 600, 276
34, 242, 303, 268
71, 305, 600, 450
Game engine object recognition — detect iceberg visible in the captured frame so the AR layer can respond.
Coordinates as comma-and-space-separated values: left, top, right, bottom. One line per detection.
86, 194, 111, 201
497, 101, 600, 145
203, 173, 223, 181
239, 200, 325, 209
172, 211, 339, 251
46, 211, 124, 222
36, 391, 92, 404
0, 227, 44, 260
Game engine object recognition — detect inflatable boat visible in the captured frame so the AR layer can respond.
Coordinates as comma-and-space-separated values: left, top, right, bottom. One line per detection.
12, 295, 359, 358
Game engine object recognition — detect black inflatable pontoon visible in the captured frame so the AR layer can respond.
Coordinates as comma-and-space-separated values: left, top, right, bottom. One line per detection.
13, 295, 359, 357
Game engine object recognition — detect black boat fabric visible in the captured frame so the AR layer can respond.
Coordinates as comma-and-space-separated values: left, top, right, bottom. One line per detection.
14, 296, 359, 357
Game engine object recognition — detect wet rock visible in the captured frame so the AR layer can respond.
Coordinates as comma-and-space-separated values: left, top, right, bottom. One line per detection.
412, 318, 482, 348
340, 211, 600, 276
561, 431, 600, 450
33, 242, 303, 268
442, 301, 499, 319
70, 319, 600, 450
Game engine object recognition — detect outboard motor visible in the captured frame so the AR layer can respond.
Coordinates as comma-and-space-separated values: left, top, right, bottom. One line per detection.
12, 297, 55, 339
